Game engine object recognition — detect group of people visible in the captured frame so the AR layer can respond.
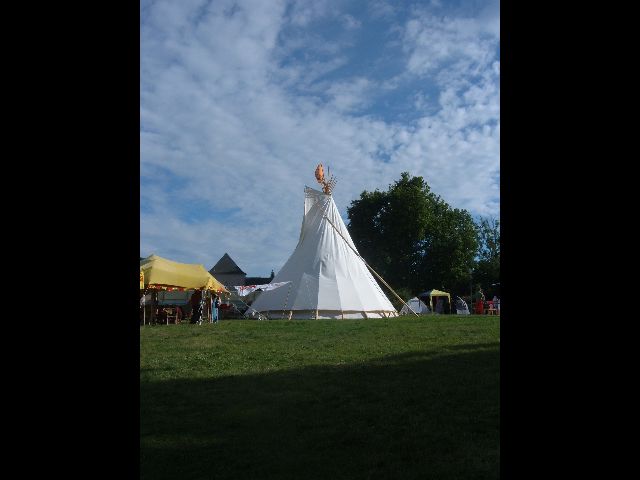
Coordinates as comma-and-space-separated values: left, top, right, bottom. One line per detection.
189, 290, 222, 324
474, 288, 500, 314
140, 290, 223, 325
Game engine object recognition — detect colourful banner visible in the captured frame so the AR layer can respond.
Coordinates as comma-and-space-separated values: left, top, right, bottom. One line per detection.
233, 281, 291, 296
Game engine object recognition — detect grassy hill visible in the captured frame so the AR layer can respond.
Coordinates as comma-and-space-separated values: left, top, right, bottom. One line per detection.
140, 315, 500, 479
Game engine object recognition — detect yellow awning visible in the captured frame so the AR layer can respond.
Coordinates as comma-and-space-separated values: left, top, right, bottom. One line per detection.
420, 289, 451, 311
427, 289, 450, 299
140, 254, 228, 293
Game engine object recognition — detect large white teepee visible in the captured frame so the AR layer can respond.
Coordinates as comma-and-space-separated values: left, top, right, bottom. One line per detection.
250, 186, 398, 319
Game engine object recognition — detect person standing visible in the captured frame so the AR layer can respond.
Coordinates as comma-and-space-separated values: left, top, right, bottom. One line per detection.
475, 287, 485, 314
213, 295, 221, 323
190, 289, 203, 324
435, 297, 444, 314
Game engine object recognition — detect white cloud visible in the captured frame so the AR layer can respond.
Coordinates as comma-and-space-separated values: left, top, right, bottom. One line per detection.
141, 0, 500, 275
341, 14, 361, 30
286, 0, 333, 26
368, 0, 396, 19
402, 12, 499, 78
324, 77, 373, 112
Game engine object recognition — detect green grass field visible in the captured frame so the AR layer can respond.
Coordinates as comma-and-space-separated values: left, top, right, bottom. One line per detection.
140, 315, 500, 480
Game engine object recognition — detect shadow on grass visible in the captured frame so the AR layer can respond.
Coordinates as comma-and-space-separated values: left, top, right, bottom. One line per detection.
141, 346, 499, 480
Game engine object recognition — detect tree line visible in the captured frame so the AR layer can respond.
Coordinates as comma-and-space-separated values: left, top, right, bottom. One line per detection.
346, 172, 499, 309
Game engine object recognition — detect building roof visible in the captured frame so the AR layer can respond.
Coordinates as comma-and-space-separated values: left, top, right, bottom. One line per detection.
244, 270, 275, 285
209, 253, 246, 275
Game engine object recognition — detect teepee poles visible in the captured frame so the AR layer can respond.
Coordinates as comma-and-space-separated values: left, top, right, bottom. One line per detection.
323, 215, 419, 317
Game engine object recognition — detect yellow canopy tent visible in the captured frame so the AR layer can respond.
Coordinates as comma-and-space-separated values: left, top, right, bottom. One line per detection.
140, 254, 228, 325
419, 289, 451, 313
140, 254, 228, 293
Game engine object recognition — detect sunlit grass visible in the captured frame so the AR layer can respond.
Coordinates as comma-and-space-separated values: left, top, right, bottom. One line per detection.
141, 315, 500, 480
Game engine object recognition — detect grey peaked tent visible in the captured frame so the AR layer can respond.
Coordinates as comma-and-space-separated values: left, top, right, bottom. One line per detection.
399, 297, 431, 315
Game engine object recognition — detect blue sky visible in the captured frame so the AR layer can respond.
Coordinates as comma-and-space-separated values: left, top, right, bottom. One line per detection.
141, 0, 500, 277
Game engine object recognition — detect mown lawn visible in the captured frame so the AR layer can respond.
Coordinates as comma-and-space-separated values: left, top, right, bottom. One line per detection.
140, 315, 500, 480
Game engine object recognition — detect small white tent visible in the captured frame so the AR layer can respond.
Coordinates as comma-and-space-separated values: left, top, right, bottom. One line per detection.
454, 296, 470, 315
399, 297, 430, 315
249, 186, 398, 319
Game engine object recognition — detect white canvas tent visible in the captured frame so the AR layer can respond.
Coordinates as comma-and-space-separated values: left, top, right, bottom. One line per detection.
454, 296, 470, 315
249, 186, 398, 319
399, 297, 431, 315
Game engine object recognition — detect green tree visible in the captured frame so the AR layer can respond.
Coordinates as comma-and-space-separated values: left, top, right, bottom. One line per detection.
473, 217, 500, 297
347, 172, 478, 297
419, 207, 479, 295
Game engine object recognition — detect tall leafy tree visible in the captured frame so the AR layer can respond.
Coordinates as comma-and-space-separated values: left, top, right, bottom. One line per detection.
419, 207, 478, 295
347, 172, 478, 297
474, 217, 500, 297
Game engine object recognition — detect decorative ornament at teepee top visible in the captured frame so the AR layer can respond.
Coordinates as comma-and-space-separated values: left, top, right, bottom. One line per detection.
314, 163, 337, 194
